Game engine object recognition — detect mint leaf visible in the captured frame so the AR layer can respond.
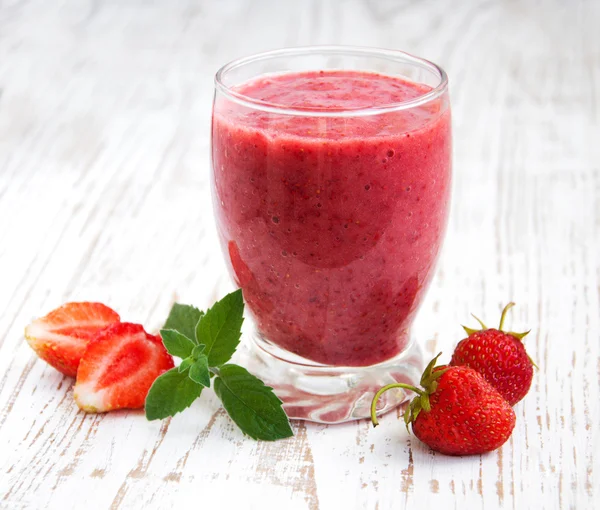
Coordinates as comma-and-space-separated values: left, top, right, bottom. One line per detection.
196, 289, 244, 367
163, 303, 204, 344
178, 357, 194, 373
160, 329, 196, 359
192, 344, 206, 358
188, 355, 210, 387
214, 364, 293, 441
145, 368, 203, 420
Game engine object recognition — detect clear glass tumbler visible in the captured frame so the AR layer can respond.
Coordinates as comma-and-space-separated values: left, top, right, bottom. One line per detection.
211, 46, 451, 423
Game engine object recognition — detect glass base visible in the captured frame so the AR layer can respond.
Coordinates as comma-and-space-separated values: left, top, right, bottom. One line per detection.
235, 332, 424, 424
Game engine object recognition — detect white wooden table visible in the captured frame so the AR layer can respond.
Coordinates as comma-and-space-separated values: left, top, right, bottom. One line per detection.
1, 1, 598, 508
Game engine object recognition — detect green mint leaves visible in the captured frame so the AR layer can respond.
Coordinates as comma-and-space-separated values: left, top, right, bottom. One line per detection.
214, 365, 294, 441
163, 304, 203, 344
145, 289, 293, 442
145, 368, 203, 420
160, 329, 197, 358
188, 356, 210, 387
196, 290, 244, 367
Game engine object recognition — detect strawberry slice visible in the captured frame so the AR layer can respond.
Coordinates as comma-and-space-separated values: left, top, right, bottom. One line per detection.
74, 323, 174, 413
24, 302, 121, 377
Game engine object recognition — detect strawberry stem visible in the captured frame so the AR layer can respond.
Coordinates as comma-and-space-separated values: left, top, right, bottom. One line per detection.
471, 314, 487, 330
499, 302, 515, 330
370, 383, 423, 427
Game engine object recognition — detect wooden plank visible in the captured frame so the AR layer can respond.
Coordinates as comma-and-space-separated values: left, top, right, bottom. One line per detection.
0, 0, 598, 508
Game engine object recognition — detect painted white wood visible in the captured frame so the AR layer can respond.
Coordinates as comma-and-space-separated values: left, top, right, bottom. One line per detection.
0, 0, 598, 508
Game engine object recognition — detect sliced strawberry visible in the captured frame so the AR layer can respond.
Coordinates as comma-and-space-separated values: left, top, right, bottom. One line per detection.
74, 323, 174, 413
24, 302, 121, 377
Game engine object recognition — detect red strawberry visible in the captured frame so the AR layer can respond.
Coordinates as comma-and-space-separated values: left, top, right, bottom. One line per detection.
24, 302, 121, 377
371, 354, 516, 456
450, 302, 534, 405
74, 323, 174, 413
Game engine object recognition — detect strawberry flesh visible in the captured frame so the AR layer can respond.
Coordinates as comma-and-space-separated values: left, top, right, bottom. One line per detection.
74, 322, 174, 413
24, 302, 120, 377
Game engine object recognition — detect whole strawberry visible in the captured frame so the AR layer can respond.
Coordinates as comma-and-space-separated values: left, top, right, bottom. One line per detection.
450, 302, 534, 405
371, 354, 516, 456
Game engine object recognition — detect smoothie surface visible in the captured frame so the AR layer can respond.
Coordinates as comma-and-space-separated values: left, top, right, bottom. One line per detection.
221, 70, 442, 139
234, 70, 432, 109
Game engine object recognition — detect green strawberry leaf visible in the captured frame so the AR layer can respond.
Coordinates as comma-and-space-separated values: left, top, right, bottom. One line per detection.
196, 289, 244, 367
160, 329, 196, 359
163, 303, 204, 344
145, 368, 203, 420
214, 364, 293, 441
188, 355, 210, 387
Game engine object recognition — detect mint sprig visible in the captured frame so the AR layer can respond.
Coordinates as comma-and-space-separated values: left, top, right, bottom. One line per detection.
145, 289, 293, 442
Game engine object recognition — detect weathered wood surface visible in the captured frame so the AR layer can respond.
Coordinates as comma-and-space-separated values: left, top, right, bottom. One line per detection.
0, 0, 598, 508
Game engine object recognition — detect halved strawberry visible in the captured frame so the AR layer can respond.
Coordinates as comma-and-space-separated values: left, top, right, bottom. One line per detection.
74, 323, 174, 413
24, 302, 121, 377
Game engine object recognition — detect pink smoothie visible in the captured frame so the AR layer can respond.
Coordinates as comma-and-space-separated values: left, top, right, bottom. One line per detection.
212, 70, 451, 366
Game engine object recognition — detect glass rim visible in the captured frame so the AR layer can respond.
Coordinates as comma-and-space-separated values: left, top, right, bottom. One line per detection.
214, 45, 448, 118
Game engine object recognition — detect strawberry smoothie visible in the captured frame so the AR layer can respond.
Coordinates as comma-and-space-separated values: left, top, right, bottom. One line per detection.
212, 70, 451, 367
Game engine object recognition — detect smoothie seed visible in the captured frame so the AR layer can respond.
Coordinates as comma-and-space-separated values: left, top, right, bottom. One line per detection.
364, 184, 371, 191
272, 216, 280, 223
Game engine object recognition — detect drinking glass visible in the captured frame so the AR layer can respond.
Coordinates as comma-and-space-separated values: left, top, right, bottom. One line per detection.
211, 46, 451, 423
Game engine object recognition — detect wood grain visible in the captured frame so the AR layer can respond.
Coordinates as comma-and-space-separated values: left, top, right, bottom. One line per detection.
0, 0, 598, 509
